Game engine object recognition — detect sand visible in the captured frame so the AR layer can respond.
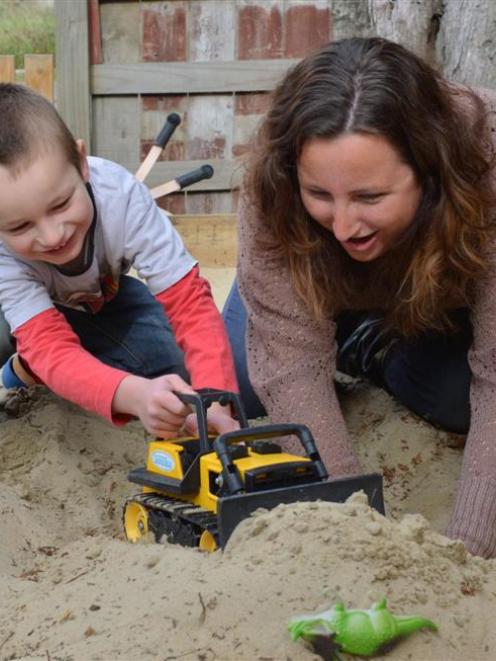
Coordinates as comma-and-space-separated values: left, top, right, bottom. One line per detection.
0, 382, 494, 661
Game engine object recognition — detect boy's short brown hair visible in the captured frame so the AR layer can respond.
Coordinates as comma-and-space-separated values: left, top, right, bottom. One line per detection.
0, 83, 82, 177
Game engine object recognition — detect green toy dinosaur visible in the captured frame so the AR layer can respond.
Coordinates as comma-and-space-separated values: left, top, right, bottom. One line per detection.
288, 598, 437, 658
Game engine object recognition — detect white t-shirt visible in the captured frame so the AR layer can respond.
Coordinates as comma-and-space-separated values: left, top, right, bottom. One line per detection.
0, 157, 196, 332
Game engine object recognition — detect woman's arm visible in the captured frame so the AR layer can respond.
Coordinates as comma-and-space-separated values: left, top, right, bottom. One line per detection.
447, 257, 496, 557
237, 192, 361, 475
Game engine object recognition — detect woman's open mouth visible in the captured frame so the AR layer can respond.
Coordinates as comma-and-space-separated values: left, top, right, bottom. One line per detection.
343, 231, 379, 252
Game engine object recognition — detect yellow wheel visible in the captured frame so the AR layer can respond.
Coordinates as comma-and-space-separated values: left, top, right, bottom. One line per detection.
124, 501, 149, 542
199, 529, 218, 552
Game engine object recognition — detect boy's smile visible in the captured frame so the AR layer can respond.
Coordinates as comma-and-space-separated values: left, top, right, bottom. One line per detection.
0, 141, 93, 266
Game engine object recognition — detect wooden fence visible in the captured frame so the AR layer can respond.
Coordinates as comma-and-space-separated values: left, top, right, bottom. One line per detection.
51, 0, 339, 216
0, 54, 54, 101
55, 0, 294, 191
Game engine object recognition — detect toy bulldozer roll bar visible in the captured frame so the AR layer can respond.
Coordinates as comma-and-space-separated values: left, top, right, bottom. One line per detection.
174, 389, 249, 453
213, 423, 329, 495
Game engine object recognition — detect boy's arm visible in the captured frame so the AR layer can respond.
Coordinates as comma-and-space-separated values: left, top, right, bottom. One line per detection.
14, 269, 238, 428
114, 168, 237, 392
14, 307, 234, 437
155, 265, 238, 392
14, 308, 131, 424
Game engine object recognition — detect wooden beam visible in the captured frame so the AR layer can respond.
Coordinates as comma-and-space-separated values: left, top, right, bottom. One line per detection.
0, 55, 15, 83
24, 54, 54, 101
121, 158, 244, 192
91, 59, 298, 95
146, 159, 244, 192
54, 0, 91, 147
92, 96, 140, 167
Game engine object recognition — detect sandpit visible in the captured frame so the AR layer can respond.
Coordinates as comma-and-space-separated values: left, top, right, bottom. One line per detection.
0, 384, 494, 661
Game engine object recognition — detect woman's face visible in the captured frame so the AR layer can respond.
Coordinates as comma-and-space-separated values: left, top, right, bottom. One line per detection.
297, 133, 422, 262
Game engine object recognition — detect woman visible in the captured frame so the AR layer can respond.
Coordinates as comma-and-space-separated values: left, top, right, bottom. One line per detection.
223, 37, 496, 558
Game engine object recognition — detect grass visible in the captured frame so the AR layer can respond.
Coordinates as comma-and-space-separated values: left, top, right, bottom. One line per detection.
0, 0, 55, 70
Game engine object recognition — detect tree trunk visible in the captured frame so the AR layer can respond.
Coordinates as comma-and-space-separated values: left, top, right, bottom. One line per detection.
437, 0, 496, 87
331, 0, 372, 40
365, 0, 496, 87
368, 0, 443, 65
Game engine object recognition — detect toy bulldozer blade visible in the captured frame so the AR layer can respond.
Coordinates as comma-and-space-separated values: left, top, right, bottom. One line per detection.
216, 471, 384, 547
212, 422, 385, 548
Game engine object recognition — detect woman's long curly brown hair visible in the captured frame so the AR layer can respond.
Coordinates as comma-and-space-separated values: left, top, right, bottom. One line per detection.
247, 37, 496, 336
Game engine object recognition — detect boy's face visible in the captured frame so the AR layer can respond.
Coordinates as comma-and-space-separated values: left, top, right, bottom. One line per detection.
0, 141, 93, 266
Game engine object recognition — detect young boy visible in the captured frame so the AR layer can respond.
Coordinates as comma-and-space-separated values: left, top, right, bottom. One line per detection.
0, 83, 239, 438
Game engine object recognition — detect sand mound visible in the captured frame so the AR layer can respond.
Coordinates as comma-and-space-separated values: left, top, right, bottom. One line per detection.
0, 388, 493, 660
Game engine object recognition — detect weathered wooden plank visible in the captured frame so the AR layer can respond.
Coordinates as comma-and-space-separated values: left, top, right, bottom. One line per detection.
54, 0, 91, 147
171, 214, 237, 267
189, 1, 235, 61
106, 156, 243, 192
100, 1, 141, 64
92, 96, 139, 165
130, 148, 236, 200
0, 55, 15, 83
144, 159, 244, 192
284, 0, 332, 57
187, 95, 234, 160
91, 59, 298, 95
237, 0, 284, 59
24, 54, 54, 101
186, 191, 235, 215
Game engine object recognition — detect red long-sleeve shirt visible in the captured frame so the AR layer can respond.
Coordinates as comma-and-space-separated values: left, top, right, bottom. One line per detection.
14, 266, 238, 425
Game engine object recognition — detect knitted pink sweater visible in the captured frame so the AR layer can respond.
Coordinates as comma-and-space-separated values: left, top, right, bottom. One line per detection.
237, 87, 496, 559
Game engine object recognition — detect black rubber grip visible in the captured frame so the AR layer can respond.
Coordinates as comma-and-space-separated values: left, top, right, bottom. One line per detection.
155, 113, 181, 147
175, 164, 214, 190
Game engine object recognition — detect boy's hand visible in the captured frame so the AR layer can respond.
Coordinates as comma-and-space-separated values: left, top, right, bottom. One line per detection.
112, 375, 239, 439
113, 373, 196, 438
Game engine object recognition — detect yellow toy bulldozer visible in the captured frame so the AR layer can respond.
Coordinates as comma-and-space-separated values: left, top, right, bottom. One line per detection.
123, 389, 384, 551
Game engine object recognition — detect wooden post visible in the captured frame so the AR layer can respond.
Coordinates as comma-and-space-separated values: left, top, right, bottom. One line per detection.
24, 54, 54, 101
88, 0, 103, 65
54, 0, 91, 147
0, 55, 15, 83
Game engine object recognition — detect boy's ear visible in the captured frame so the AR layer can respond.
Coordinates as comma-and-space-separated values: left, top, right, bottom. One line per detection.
76, 139, 90, 182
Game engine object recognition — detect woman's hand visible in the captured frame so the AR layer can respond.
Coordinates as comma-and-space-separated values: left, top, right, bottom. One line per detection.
184, 401, 240, 438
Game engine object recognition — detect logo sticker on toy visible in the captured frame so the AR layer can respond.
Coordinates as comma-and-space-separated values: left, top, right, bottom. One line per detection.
151, 451, 176, 472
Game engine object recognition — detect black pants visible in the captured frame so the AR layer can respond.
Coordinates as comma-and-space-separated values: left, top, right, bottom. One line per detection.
223, 281, 471, 434
0, 276, 188, 383
334, 309, 472, 435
